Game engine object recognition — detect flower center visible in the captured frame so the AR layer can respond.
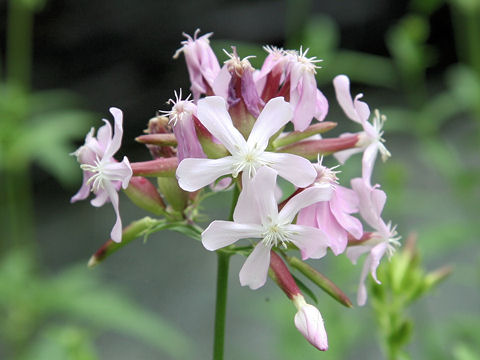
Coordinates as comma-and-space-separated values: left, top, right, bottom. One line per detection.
159, 89, 194, 127
224, 48, 255, 76
81, 158, 108, 193
287, 47, 322, 74
262, 222, 292, 249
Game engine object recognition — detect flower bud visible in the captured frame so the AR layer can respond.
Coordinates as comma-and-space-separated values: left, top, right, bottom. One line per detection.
131, 157, 178, 177
293, 295, 328, 351
124, 176, 166, 215
277, 134, 359, 161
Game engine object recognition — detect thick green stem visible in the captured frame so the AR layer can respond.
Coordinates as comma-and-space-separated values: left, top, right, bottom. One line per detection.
212, 183, 240, 360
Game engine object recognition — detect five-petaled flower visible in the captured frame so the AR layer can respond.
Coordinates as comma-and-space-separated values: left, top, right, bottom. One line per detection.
176, 96, 317, 191
71, 107, 132, 243
202, 166, 332, 290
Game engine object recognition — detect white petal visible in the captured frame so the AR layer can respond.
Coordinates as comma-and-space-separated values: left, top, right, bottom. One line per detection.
333, 147, 363, 165
346, 244, 371, 265
369, 242, 388, 284
202, 221, 263, 251
176, 157, 234, 192
250, 167, 280, 225
196, 96, 246, 154
239, 242, 271, 290
279, 184, 332, 224
286, 224, 329, 260
234, 176, 261, 224
260, 152, 316, 188
247, 97, 293, 150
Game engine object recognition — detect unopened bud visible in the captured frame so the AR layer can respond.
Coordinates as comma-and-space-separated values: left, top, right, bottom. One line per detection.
124, 176, 166, 215
277, 135, 359, 161
131, 157, 178, 177
292, 295, 328, 351
272, 122, 337, 149
269, 250, 300, 299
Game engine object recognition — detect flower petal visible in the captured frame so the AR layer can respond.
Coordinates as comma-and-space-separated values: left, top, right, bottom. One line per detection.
103, 107, 124, 160
333, 75, 370, 124
176, 157, 234, 192
239, 242, 271, 290
202, 221, 263, 251
104, 182, 123, 243
260, 152, 317, 188
362, 142, 378, 186
247, 97, 293, 150
286, 224, 329, 260
197, 96, 246, 154
279, 184, 332, 224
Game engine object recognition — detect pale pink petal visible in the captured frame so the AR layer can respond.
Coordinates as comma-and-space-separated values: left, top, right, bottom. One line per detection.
346, 244, 372, 265
202, 221, 263, 251
212, 65, 231, 99
102, 157, 133, 189
330, 190, 363, 240
260, 152, 317, 188
291, 73, 317, 131
95, 122, 112, 153
333, 147, 363, 165
104, 183, 123, 243
71, 172, 93, 203
334, 185, 359, 213
314, 89, 329, 122
286, 224, 329, 260
247, 97, 293, 150
90, 189, 109, 207
196, 96, 246, 154
279, 184, 332, 224
294, 304, 328, 351
369, 242, 388, 284
239, 242, 271, 290
333, 75, 370, 124
314, 202, 348, 255
103, 107, 123, 159
362, 142, 378, 186
351, 178, 386, 230
235, 167, 278, 224
357, 255, 371, 306
296, 203, 318, 228
176, 157, 234, 192
209, 177, 232, 192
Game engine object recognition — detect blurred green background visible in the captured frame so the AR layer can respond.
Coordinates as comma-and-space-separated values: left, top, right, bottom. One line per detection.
0, 0, 479, 359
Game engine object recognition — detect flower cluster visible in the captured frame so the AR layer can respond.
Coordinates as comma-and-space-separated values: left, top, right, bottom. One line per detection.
71, 29, 400, 353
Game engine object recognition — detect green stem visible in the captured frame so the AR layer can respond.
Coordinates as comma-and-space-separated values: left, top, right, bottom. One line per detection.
213, 252, 230, 360
6, 0, 34, 91
212, 183, 240, 360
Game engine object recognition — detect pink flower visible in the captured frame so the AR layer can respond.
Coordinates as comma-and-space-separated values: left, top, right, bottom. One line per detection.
176, 96, 317, 191
293, 295, 328, 351
255, 46, 328, 131
347, 177, 400, 305
159, 89, 205, 161
333, 75, 390, 184
71, 108, 132, 243
202, 167, 332, 289
297, 161, 363, 256
173, 29, 220, 100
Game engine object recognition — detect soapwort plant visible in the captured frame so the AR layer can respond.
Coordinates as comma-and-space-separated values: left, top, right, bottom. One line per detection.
74, 29, 407, 359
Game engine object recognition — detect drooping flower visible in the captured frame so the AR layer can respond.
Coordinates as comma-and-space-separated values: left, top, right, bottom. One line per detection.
202, 167, 332, 289
297, 159, 363, 256
159, 89, 205, 161
346, 177, 400, 305
71, 107, 132, 243
176, 96, 317, 191
293, 295, 329, 351
333, 75, 390, 184
173, 29, 220, 100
